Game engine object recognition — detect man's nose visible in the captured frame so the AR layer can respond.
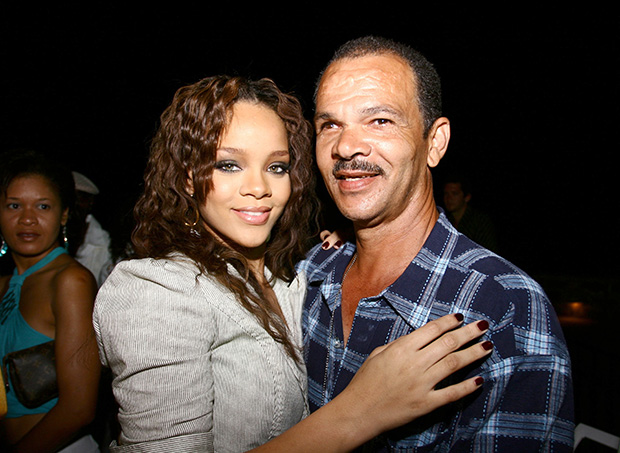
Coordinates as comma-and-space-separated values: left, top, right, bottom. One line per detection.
333, 126, 371, 160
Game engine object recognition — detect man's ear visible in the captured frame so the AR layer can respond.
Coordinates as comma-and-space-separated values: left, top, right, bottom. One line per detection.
427, 117, 450, 168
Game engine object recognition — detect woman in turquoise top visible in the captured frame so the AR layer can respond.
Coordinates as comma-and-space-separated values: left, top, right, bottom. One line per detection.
0, 151, 100, 452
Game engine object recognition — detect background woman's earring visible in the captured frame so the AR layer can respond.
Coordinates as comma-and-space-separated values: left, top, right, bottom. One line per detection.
0, 238, 8, 257
62, 226, 69, 251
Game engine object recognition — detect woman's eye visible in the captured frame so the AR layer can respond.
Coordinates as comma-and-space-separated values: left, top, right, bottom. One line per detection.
268, 163, 290, 174
214, 161, 240, 172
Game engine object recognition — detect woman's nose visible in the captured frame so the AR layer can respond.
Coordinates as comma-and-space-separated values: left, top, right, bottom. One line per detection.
240, 170, 271, 199
19, 208, 37, 225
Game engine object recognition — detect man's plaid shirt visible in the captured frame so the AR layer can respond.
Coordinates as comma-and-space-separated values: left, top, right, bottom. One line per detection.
297, 210, 574, 451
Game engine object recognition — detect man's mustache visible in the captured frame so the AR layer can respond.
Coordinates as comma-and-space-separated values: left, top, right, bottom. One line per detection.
332, 159, 385, 177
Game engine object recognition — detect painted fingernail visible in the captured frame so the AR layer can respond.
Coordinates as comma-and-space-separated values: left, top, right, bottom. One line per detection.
477, 320, 489, 331
334, 241, 342, 249
481, 341, 493, 351
454, 313, 464, 322
474, 377, 484, 386
321, 241, 329, 250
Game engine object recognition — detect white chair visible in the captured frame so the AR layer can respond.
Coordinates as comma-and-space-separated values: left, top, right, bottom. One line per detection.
574, 423, 620, 451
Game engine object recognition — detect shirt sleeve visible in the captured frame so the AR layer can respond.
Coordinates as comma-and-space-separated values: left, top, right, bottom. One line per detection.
457, 341, 574, 451
452, 276, 575, 451
93, 259, 215, 451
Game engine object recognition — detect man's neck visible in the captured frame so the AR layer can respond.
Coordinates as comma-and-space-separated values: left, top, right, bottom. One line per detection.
339, 196, 439, 343
352, 197, 439, 284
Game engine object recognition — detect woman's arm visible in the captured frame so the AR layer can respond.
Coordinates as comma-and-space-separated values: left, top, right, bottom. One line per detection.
252, 314, 492, 452
93, 259, 215, 450
10, 264, 100, 453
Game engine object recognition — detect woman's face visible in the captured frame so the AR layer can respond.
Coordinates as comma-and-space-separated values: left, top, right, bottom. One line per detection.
0, 174, 68, 260
194, 101, 291, 254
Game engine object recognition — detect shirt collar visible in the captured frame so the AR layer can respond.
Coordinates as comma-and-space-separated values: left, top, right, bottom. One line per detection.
307, 210, 460, 326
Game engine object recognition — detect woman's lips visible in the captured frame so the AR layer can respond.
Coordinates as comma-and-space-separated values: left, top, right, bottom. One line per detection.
233, 207, 271, 225
16, 231, 40, 241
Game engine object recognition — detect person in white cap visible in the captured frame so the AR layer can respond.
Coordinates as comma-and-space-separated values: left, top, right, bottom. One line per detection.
72, 171, 112, 286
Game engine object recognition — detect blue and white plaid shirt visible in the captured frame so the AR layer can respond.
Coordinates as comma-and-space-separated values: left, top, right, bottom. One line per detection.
298, 210, 574, 451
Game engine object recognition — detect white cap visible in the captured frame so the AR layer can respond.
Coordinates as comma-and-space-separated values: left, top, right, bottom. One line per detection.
72, 171, 99, 195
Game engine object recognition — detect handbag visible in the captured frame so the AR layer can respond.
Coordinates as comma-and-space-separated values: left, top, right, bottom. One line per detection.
2, 340, 58, 409
0, 367, 7, 418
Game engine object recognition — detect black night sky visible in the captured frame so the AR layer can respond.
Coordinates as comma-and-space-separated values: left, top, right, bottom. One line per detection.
2, 5, 620, 437
2, 5, 618, 280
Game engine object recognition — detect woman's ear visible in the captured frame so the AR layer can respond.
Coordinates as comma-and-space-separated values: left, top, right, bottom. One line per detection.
61, 207, 70, 226
427, 117, 451, 168
185, 170, 195, 197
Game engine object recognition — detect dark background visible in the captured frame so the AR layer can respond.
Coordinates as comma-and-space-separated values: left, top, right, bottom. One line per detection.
2, 4, 618, 444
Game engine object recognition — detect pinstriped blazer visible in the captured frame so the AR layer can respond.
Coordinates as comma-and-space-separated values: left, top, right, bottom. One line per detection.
93, 256, 309, 452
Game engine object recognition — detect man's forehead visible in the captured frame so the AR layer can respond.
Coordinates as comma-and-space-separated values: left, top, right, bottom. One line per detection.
317, 54, 416, 106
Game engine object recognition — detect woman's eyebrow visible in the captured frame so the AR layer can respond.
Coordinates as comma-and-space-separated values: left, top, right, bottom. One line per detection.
216, 148, 289, 157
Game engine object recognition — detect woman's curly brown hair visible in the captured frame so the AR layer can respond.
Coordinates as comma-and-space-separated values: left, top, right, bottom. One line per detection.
132, 76, 319, 361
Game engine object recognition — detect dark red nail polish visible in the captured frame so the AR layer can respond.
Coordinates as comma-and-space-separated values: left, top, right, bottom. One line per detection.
334, 240, 342, 248
477, 320, 489, 331
481, 341, 493, 351
454, 313, 464, 322
474, 377, 484, 386
321, 241, 329, 250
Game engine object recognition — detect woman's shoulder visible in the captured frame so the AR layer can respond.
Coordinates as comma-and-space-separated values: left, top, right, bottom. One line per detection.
98, 255, 205, 301
109, 255, 200, 282
55, 254, 97, 284
42, 253, 98, 299
93, 256, 216, 323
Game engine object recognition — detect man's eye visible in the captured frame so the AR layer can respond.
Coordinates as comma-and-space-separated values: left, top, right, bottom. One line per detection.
318, 121, 338, 132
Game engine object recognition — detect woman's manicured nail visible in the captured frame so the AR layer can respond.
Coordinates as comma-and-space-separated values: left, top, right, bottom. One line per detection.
477, 320, 489, 331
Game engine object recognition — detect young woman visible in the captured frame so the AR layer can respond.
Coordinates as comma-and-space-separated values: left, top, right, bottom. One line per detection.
0, 151, 101, 452
93, 76, 492, 452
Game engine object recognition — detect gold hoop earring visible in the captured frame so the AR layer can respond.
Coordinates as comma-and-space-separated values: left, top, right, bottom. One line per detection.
184, 208, 200, 228
184, 208, 201, 236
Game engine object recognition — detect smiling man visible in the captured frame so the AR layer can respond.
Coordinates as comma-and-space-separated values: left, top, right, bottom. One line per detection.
298, 36, 574, 451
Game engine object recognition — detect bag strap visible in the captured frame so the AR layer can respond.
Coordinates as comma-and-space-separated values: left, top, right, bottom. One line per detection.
0, 361, 7, 418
